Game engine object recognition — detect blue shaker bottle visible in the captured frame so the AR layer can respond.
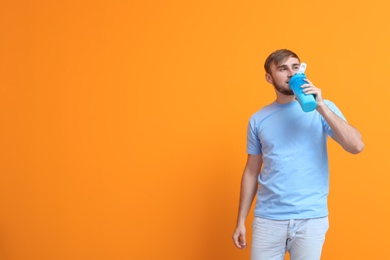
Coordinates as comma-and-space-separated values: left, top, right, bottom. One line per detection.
289, 63, 317, 112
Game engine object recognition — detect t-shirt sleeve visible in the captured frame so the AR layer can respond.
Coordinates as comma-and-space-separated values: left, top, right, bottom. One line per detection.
246, 118, 262, 155
322, 100, 347, 137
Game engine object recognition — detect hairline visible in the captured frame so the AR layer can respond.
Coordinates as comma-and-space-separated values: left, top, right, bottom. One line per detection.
264, 49, 300, 74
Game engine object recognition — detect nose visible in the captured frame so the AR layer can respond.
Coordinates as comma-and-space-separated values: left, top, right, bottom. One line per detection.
287, 68, 295, 78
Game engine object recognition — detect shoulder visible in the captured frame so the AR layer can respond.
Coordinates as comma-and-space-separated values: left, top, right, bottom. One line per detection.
322, 99, 346, 120
249, 102, 277, 123
323, 99, 335, 106
323, 99, 342, 111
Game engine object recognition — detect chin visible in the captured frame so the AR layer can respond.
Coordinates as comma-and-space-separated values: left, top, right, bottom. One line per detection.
278, 89, 294, 96
274, 84, 294, 96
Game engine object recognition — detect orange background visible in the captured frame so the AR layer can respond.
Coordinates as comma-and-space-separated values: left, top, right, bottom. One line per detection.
0, 0, 389, 259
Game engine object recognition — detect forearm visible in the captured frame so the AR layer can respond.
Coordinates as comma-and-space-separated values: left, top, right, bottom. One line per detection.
236, 170, 259, 226
316, 103, 364, 154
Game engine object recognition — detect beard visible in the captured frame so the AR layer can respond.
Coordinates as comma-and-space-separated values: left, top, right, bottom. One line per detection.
274, 82, 294, 96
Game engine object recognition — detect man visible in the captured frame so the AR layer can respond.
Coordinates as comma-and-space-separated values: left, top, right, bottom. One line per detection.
232, 49, 364, 260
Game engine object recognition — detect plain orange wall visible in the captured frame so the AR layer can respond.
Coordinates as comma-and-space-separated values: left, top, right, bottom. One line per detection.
0, 0, 389, 259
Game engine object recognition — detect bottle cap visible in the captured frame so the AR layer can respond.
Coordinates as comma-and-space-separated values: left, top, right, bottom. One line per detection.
297, 62, 307, 74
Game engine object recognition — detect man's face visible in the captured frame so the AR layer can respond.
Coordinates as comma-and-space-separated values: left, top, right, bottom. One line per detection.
266, 57, 300, 96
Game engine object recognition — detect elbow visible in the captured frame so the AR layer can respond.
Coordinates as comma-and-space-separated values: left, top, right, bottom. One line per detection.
348, 141, 365, 154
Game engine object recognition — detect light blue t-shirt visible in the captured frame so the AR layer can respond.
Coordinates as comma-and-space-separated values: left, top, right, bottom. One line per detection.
247, 100, 346, 220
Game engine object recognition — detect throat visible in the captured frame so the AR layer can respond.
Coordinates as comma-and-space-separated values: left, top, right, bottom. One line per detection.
275, 94, 296, 105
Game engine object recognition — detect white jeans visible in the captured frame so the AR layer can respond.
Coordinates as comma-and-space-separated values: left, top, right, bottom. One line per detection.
251, 217, 329, 260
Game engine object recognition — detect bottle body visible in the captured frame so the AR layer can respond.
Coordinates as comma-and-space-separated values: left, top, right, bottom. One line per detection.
289, 73, 317, 112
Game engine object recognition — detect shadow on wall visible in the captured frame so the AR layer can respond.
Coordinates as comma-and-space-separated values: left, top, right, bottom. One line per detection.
194, 150, 251, 260
0, 228, 9, 260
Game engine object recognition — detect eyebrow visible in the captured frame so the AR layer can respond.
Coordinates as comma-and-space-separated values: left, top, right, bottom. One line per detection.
277, 63, 300, 69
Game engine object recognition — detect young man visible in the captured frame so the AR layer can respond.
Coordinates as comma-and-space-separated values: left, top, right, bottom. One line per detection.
232, 49, 364, 260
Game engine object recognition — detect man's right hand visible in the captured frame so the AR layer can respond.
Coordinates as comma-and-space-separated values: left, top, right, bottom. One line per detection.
232, 224, 247, 249
232, 154, 262, 250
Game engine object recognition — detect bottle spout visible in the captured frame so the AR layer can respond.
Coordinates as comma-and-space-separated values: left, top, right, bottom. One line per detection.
297, 62, 307, 74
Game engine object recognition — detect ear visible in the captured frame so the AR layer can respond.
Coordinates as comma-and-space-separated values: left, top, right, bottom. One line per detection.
265, 73, 273, 84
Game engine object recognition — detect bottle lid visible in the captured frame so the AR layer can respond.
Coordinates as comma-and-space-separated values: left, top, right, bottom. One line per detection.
297, 62, 307, 74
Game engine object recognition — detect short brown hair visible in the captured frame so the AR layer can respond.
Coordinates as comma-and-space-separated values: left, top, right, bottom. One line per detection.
264, 49, 300, 74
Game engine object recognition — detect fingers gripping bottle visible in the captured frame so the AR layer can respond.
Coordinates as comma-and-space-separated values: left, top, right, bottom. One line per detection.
289, 63, 317, 112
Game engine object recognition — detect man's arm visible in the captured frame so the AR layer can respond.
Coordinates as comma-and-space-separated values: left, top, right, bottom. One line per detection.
302, 79, 364, 154
232, 154, 263, 249
316, 103, 364, 154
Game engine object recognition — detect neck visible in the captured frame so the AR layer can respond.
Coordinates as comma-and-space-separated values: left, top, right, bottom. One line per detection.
275, 92, 296, 104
